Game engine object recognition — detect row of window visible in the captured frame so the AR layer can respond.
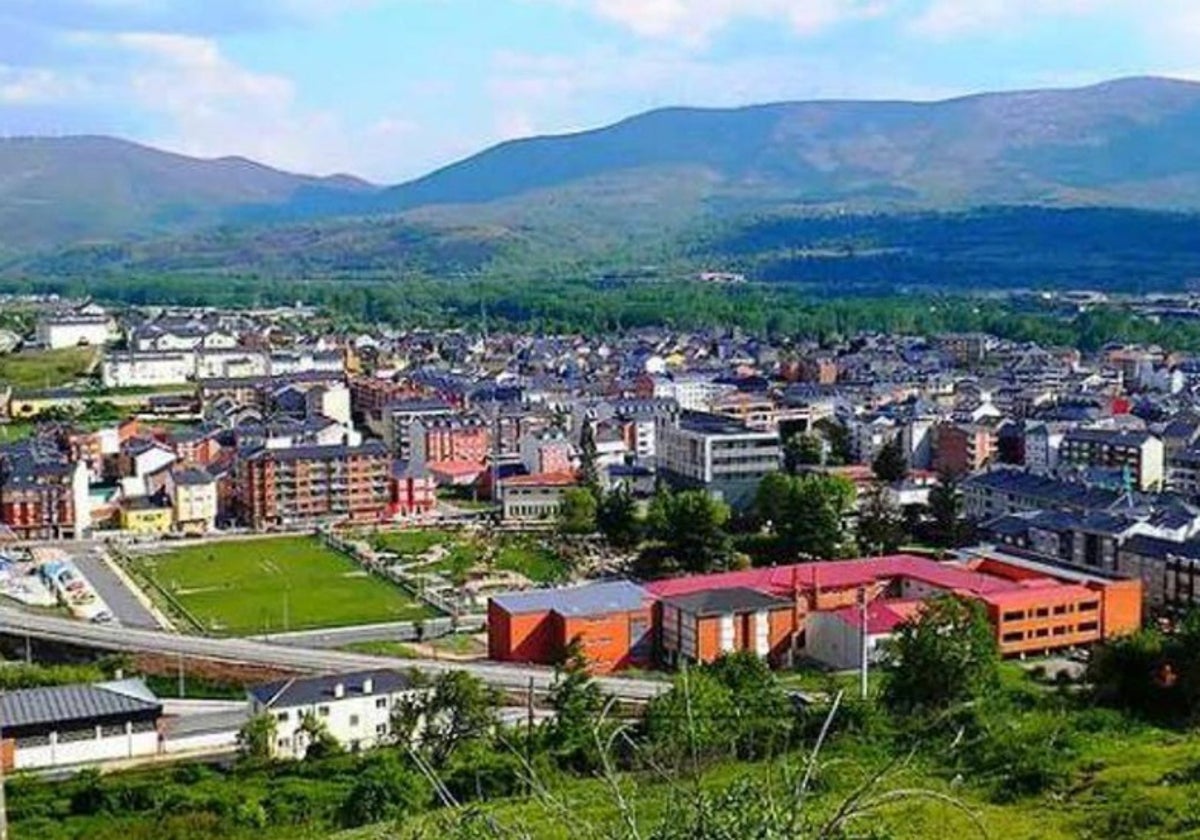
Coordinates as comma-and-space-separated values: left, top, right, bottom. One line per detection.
1001, 621, 1099, 643
1001, 601, 1098, 622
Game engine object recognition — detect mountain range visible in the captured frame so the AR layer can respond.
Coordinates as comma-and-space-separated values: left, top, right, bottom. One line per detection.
4, 76, 1200, 273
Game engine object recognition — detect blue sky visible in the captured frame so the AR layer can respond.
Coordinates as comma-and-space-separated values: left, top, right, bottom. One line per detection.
0, 1, 1196, 182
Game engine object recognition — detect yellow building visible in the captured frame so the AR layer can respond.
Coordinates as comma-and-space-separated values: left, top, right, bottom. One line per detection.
119, 500, 174, 534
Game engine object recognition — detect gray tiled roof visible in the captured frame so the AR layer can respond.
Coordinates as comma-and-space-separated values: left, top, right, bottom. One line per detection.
491, 580, 649, 617
249, 669, 417, 708
0, 679, 160, 729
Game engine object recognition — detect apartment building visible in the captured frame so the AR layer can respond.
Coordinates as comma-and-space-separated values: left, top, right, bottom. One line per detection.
380, 398, 453, 457
499, 472, 577, 522
657, 411, 781, 509
1059, 429, 1164, 491
36, 314, 112, 349
410, 415, 489, 469
236, 441, 390, 529
0, 441, 90, 540
962, 470, 1122, 521
249, 670, 426, 759
933, 422, 997, 476
168, 467, 218, 534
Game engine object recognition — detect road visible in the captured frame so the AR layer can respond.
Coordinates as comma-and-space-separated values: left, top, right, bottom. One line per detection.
71, 548, 162, 629
0, 606, 667, 701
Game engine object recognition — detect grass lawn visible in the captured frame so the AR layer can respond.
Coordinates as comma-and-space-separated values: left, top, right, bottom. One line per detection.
133, 536, 436, 635
339, 640, 420, 658
495, 539, 569, 583
0, 347, 95, 391
375, 530, 453, 556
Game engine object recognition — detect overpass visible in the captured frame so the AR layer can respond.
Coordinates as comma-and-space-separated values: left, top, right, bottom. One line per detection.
0, 607, 667, 701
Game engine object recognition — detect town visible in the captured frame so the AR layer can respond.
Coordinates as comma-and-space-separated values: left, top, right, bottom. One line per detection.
7, 288, 1200, 838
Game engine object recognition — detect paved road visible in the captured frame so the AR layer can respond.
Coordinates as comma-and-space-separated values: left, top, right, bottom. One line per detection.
71, 548, 162, 629
0, 606, 667, 701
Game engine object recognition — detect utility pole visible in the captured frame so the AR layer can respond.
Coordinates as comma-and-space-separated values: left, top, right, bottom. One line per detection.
177, 652, 185, 699
858, 586, 869, 702
0, 689, 7, 840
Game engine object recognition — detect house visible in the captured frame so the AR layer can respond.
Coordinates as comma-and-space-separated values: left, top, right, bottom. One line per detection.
389, 460, 437, 518
119, 495, 174, 535
168, 467, 218, 534
0, 679, 161, 771
36, 314, 112, 349
499, 472, 578, 522
0, 441, 90, 539
247, 670, 426, 759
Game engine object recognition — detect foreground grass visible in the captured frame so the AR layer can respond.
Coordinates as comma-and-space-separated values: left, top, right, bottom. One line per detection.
335, 721, 1200, 840
0, 346, 96, 391
133, 537, 435, 635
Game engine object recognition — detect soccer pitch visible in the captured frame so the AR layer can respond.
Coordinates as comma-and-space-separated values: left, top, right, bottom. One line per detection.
135, 536, 436, 635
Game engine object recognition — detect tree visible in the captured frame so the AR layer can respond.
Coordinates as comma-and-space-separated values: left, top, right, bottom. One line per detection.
596, 486, 641, 550
236, 713, 277, 763
706, 652, 794, 759
338, 753, 426, 828
815, 418, 853, 466
558, 486, 598, 535
755, 472, 855, 559
644, 488, 732, 574
881, 595, 1000, 714
644, 666, 738, 771
871, 437, 909, 483
396, 671, 498, 766
543, 637, 608, 772
783, 432, 823, 473
577, 419, 601, 494
298, 710, 342, 760
928, 472, 967, 548
857, 484, 906, 556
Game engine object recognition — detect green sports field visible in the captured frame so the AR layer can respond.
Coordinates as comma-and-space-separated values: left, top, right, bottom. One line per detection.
134, 536, 436, 635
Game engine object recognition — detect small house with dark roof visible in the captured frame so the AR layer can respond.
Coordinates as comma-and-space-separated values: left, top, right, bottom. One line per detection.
0, 679, 161, 771
248, 669, 426, 759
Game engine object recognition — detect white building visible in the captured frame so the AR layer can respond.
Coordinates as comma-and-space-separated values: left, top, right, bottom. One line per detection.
656, 411, 781, 510
651, 375, 735, 412
37, 314, 113, 349
248, 670, 426, 759
1, 679, 162, 771
804, 601, 919, 671
102, 352, 195, 388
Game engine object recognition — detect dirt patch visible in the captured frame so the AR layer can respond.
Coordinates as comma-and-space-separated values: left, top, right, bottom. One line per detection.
130, 653, 297, 686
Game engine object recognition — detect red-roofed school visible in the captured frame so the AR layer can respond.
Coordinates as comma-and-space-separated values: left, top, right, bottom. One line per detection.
486, 553, 1142, 673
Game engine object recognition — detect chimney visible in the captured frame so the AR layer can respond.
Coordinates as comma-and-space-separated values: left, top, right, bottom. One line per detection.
333, 682, 345, 699
362, 677, 374, 695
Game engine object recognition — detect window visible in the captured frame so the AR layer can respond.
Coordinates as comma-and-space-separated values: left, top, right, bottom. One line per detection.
1053, 626, 1067, 636
1034, 628, 1049, 638
1003, 611, 1025, 622
1079, 601, 1099, 613
318, 705, 330, 717
276, 712, 290, 723
1078, 621, 1099, 632
376, 724, 388, 736
1002, 631, 1024, 643
350, 715, 360, 727
1053, 605, 1068, 616
1035, 608, 1049, 618
376, 698, 388, 709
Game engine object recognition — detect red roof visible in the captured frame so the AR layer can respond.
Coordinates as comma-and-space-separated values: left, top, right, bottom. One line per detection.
500, 471, 578, 488
980, 583, 1097, 610
829, 599, 924, 635
644, 554, 1025, 600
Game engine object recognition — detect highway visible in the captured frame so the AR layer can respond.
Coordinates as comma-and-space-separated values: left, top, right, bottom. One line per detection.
0, 606, 667, 701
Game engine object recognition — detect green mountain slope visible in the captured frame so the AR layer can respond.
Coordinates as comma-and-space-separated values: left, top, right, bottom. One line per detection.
0, 135, 375, 252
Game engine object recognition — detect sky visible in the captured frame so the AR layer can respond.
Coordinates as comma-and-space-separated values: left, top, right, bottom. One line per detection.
1, 0, 1198, 183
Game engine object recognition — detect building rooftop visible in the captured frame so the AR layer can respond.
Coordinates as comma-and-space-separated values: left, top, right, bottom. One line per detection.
0, 679, 160, 730
250, 669, 418, 708
491, 580, 649, 618
660, 586, 792, 616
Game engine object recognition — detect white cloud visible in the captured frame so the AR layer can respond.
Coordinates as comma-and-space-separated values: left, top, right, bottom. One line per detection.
556, 0, 891, 44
